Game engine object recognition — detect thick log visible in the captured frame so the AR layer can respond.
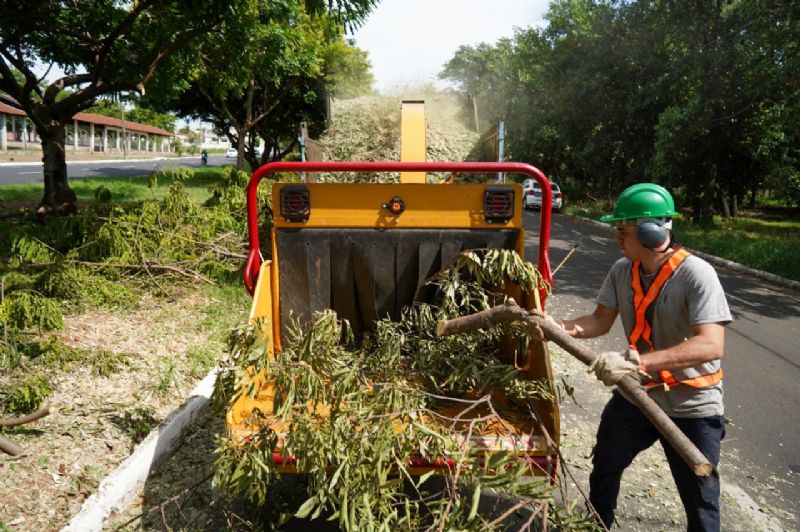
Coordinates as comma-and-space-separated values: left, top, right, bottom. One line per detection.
0, 435, 22, 456
437, 301, 712, 477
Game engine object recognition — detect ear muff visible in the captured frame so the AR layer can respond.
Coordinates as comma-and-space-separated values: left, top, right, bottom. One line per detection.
636, 221, 669, 249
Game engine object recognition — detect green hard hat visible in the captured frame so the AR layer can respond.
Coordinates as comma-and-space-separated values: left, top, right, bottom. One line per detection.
600, 183, 677, 223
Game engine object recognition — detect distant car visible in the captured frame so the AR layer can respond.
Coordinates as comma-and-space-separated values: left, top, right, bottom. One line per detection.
522, 179, 563, 212
225, 147, 237, 158
254, 146, 262, 157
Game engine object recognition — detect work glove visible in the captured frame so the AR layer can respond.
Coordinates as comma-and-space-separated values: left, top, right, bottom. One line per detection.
589, 346, 644, 386
528, 309, 562, 342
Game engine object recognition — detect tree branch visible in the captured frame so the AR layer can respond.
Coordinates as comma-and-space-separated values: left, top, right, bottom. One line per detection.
0, 404, 50, 427
437, 299, 713, 477
44, 73, 96, 104
138, 27, 208, 90
93, 0, 159, 85
75, 261, 214, 285
0, 435, 22, 456
0, 404, 50, 457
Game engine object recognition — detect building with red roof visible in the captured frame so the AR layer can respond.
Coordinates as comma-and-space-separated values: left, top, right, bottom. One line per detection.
1, 99, 175, 153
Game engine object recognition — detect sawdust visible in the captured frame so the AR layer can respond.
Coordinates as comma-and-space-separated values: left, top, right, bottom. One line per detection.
0, 286, 246, 531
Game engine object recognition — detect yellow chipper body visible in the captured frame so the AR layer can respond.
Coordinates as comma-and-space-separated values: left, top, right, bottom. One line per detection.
228, 101, 560, 477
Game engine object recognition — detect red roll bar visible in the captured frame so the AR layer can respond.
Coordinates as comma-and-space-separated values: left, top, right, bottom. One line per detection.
244, 161, 553, 301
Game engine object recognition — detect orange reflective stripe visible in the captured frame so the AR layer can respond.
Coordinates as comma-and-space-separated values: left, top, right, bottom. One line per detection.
659, 370, 677, 385
644, 368, 724, 389
628, 248, 722, 390
642, 322, 654, 350
629, 248, 690, 347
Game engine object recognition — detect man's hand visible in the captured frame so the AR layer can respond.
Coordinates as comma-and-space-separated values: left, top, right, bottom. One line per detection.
528, 309, 562, 341
589, 347, 645, 386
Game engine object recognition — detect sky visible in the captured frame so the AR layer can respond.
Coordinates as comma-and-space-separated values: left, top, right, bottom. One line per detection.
350, 0, 550, 94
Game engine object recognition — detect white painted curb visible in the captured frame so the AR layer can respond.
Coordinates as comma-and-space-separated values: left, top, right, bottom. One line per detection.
61, 368, 218, 532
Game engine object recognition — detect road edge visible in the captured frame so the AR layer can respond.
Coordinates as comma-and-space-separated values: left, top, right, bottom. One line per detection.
721, 481, 786, 532
0, 156, 196, 167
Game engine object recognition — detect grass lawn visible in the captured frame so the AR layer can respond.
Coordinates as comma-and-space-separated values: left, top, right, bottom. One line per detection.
0, 165, 230, 208
564, 203, 800, 282
674, 215, 800, 282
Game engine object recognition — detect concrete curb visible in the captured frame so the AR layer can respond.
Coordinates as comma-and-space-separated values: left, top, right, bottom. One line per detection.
61, 368, 218, 532
566, 213, 800, 291
721, 481, 786, 532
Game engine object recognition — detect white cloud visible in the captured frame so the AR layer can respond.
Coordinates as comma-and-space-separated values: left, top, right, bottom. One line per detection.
351, 0, 549, 93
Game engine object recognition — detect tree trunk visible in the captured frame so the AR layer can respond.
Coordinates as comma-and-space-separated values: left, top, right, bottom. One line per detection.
696, 171, 717, 226
689, 181, 705, 225
38, 125, 77, 216
719, 191, 730, 218
236, 126, 246, 172
748, 184, 758, 208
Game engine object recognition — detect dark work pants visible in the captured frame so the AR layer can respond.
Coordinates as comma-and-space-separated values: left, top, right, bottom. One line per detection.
588, 392, 725, 531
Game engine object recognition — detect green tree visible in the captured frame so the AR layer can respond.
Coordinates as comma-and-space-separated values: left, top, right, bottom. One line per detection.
0, 0, 236, 215
168, 2, 322, 171
440, 0, 800, 217
649, 1, 800, 221
167, 0, 378, 172
324, 38, 374, 99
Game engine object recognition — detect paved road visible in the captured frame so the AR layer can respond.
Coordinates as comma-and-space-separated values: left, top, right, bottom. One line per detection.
0, 155, 232, 185
524, 209, 800, 524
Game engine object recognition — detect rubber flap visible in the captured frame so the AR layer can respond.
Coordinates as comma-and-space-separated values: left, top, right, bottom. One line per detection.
276, 228, 518, 338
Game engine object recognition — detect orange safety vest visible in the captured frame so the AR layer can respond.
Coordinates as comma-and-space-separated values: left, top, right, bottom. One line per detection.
630, 247, 723, 389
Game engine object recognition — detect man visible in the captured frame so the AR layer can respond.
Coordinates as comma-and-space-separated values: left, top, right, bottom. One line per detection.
540, 183, 731, 531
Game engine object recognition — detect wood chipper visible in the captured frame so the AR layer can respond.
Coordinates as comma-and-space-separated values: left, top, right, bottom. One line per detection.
227, 102, 560, 479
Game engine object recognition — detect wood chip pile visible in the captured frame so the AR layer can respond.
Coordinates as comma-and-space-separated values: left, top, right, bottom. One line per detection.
315, 91, 480, 183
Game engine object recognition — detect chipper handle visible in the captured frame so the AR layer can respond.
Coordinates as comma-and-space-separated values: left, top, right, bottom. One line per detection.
437, 300, 713, 477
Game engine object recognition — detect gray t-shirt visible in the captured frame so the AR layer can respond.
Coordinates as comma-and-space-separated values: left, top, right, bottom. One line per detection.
597, 254, 732, 417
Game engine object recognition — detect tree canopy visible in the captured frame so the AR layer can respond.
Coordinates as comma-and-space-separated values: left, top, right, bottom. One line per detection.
324, 38, 375, 99
0, 0, 379, 212
165, 0, 376, 171
0, 0, 238, 213
440, 0, 800, 222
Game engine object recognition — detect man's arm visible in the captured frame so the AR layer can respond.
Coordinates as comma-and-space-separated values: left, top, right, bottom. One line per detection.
639, 322, 725, 371
562, 304, 618, 339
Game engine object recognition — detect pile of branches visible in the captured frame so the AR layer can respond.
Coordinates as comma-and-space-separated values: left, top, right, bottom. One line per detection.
213, 250, 595, 530
0, 165, 263, 424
